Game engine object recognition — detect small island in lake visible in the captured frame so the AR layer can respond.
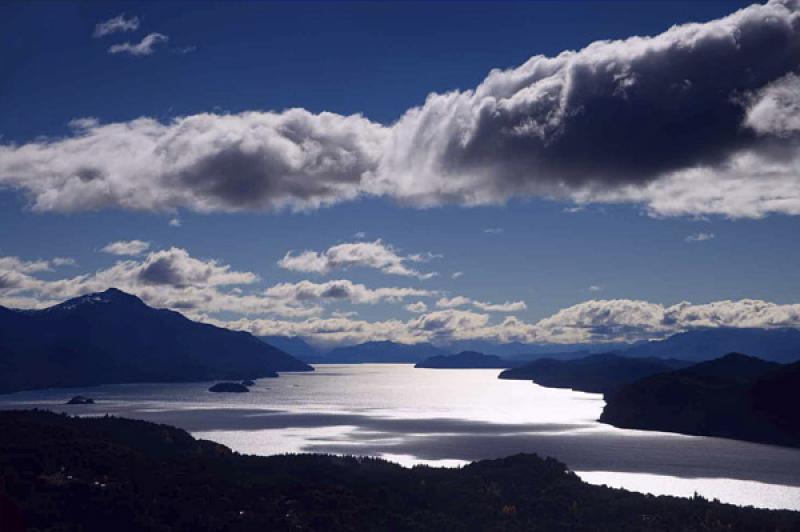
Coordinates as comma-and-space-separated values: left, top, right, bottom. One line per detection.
601, 353, 800, 448
209, 382, 250, 393
415, 351, 516, 369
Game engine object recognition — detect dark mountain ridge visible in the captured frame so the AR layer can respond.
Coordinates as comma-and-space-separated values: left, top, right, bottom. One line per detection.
624, 328, 800, 363
0, 288, 311, 394
498, 353, 692, 393
601, 353, 800, 448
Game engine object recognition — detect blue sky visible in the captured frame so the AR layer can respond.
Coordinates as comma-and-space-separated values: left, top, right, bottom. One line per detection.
1, 1, 799, 346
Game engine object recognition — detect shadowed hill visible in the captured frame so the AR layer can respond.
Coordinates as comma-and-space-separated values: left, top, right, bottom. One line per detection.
601, 353, 800, 448
0, 288, 311, 394
1, 410, 798, 531
498, 353, 691, 393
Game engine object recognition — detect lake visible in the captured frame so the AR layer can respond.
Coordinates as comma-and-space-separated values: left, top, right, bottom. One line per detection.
2, 364, 799, 510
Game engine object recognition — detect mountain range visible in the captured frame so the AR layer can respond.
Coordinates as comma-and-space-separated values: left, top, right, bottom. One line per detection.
263, 328, 800, 365
323, 341, 450, 363
623, 328, 800, 363
415, 351, 517, 369
0, 288, 311, 394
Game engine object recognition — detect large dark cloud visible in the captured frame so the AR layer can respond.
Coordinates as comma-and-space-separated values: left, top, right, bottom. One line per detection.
380, 0, 800, 211
1, 1, 800, 218
0, 111, 386, 213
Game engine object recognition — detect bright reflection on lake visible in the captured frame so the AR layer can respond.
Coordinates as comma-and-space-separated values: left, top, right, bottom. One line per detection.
2, 364, 800, 510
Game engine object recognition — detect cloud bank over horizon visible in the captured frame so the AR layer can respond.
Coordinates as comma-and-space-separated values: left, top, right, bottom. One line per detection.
1, 242, 800, 348
2, 1, 800, 219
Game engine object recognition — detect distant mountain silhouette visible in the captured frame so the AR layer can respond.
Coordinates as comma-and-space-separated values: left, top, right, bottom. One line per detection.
499, 353, 691, 393
601, 353, 800, 448
322, 341, 450, 363
256, 327, 800, 366
415, 351, 517, 369
258, 335, 324, 362
0, 288, 311, 393
444, 339, 634, 359
624, 328, 800, 363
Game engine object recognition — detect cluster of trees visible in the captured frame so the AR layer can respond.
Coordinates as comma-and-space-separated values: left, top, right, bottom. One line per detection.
1, 410, 798, 531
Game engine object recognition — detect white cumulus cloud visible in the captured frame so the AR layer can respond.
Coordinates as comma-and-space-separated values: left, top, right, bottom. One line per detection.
279, 239, 437, 279
3, 1, 800, 218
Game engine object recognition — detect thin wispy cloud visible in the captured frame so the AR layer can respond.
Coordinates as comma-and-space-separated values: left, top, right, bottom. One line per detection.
52, 258, 76, 267
686, 232, 715, 243
101, 240, 151, 256
94, 14, 140, 38
0, 257, 52, 274
405, 301, 428, 314
436, 296, 526, 313
483, 228, 503, 234
109, 33, 168, 56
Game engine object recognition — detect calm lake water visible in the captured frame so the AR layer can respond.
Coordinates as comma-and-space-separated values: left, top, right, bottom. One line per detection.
2, 364, 799, 511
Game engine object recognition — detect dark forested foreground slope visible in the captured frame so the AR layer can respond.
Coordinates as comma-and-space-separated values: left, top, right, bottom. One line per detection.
601, 353, 800, 448
1, 410, 799, 532
498, 353, 691, 393
0, 288, 311, 394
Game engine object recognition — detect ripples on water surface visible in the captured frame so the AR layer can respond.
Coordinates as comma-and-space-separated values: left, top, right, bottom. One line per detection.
2, 364, 799, 510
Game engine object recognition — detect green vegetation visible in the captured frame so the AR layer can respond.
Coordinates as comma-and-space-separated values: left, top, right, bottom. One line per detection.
1, 410, 798, 531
